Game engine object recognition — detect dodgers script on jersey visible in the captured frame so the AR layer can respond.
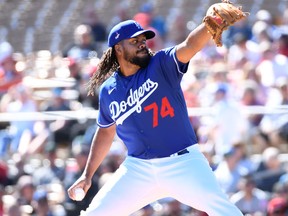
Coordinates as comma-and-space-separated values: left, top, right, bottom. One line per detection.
97, 47, 198, 159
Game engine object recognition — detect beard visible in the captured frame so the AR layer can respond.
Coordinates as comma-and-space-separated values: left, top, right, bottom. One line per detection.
123, 47, 151, 68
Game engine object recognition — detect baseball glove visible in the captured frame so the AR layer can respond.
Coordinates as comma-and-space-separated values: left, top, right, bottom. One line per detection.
203, 0, 248, 47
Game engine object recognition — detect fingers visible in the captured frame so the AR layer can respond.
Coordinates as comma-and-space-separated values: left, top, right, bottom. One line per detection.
67, 178, 92, 201
67, 185, 78, 200
68, 183, 86, 201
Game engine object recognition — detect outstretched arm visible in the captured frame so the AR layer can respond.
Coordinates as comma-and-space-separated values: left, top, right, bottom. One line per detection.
176, 0, 247, 63
176, 23, 211, 63
67, 124, 116, 200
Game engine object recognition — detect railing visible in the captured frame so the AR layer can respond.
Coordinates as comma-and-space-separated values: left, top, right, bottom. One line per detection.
0, 105, 287, 122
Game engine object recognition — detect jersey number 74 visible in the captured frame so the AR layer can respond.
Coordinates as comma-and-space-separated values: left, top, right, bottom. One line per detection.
144, 96, 175, 128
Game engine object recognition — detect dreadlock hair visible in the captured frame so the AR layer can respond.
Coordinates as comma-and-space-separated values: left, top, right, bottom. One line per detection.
87, 47, 155, 96
87, 47, 119, 96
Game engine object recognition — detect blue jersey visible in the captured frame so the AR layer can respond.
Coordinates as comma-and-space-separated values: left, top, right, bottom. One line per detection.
97, 46, 198, 159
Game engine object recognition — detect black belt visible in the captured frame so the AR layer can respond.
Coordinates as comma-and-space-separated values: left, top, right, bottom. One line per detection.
177, 148, 189, 155
171, 148, 189, 157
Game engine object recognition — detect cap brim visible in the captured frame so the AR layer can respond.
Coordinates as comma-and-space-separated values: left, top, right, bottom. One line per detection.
131, 29, 155, 40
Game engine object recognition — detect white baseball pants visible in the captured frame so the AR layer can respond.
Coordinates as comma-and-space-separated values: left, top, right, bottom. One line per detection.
80, 144, 243, 216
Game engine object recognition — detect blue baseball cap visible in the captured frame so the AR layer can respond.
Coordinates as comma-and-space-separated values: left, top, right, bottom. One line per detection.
108, 20, 155, 47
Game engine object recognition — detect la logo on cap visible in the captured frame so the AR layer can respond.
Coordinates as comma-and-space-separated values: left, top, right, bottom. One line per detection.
107, 20, 155, 47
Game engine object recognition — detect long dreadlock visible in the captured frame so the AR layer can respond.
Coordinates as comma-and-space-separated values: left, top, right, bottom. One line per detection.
87, 47, 155, 96
87, 47, 119, 96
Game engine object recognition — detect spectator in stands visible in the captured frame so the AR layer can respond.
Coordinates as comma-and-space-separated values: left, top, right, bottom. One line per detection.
32, 142, 65, 186
254, 10, 281, 41
82, 7, 107, 43
267, 197, 288, 216
62, 57, 86, 103
252, 147, 286, 193
133, 12, 164, 51
0, 84, 38, 157
5, 203, 23, 216
58, 56, 100, 113
271, 181, 288, 200
279, 8, 288, 34
269, 182, 288, 215
227, 32, 261, 70
222, 19, 253, 48
0, 41, 22, 96
62, 57, 82, 81
5, 153, 29, 187
255, 42, 288, 89
42, 87, 76, 146
240, 80, 264, 128
240, 62, 268, 106
276, 34, 288, 57
275, 77, 288, 105
0, 160, 8, 186
16, 174, 36, 214
258, 69, 288, 146
265, 77, 288, 148
165, 12, 188, 48
62, 24, 100, 60
251, 21, 274, 48
206, 83, 248, 158
232, 141, 256, 174
31, 188, 54, 216
139, 2, 167, 39
230, 174, 270, 215
277, 120, 288, 147
196, 61, 230, 108
214, 146, 250, 196
107, 2, 131, 33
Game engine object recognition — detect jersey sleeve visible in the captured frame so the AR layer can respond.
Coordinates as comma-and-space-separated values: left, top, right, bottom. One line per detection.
155, 46, 190, 87
96, 86, 115, 128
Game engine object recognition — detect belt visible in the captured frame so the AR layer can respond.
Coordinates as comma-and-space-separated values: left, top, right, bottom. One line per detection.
170, 148, 189, 157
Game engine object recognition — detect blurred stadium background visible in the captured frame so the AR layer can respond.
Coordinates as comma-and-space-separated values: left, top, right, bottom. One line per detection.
0, 0, 287, 54
1, 0, 288, 215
